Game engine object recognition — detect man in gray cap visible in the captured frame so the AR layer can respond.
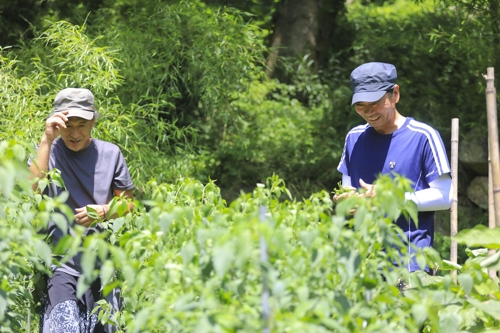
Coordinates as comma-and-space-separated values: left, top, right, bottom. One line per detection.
29, 88, 134, 332
334, 62, 453, 272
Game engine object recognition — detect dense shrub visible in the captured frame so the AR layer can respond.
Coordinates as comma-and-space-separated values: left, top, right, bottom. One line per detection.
3, 142, 500, 332
342, 0, 487, 137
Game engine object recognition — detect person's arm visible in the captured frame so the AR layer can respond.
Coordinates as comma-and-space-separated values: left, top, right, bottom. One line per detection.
74, 189, 134, 227
104, 189, 134, 220
342, 173, 352, 187
29, 112, 69, 191
340, 173, 452, 211
405, 174, 452, 211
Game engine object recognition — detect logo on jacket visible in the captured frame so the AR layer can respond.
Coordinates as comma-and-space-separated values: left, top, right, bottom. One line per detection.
389, 161, 396, 170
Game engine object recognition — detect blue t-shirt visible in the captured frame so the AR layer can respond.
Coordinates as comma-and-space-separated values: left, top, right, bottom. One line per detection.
31, 138, 134, 276
337, 117, 450, 271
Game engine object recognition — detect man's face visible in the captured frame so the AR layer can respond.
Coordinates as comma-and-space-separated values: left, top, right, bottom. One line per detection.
353, 86, 400, 134
61, 117, 95, 152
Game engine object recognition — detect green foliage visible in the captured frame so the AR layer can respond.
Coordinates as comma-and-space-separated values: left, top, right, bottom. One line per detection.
1, 1, 294, 195
332, 181, 351, 196
0, 141, 78, 332
93, 0, 266, 120
0, 19, 198, 191
197, 77, 338, 198
339, 0, 488, 136
3, 140, 500, 332
1, 6, 498, 331
2, 0, 344, 199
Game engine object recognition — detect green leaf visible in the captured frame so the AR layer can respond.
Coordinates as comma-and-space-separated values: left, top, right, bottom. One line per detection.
108, 199, 119, 219
53, 235, 73, 255
337, 247, 361, 280
180, 241, 196, 265
353, 205, 367, 229
97, 239, 108, 263
76, 275, 90, 299
86, 205, 99, 220
50, 169, 66, 189
416, 253, 427, 271
465, 248, 489, 258
33, 238, 52, 266
158, 212, 174, 235
122, 264, 136, 285
117, 200, 129, 217
457, 273, 473, 295
194, 316, 214, 333
100, 260, 115, 287
213, 242, 234, 278
112, 218, 125, 233
423, 246, 442, 269
453, 225, 500, 249
473, 278, 499, 295
467, 299, 500, 320
51, 212, 68, 235
412, 303, 428, 326
299, 230, 319, 249
0, 289, 7, 321
0, 165, 14, 198
335, 195, 359, 217
440, 260, 462, 271
81, 247, 96, 280
479, 251, 500, 269
439, 313, 460, 333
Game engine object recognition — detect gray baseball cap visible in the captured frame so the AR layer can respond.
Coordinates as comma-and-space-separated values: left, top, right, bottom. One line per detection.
53, 88, 96, 120
350, 62, 397, 105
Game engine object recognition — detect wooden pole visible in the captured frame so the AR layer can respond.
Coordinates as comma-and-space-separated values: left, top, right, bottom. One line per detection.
450, 119, 459, 273
484, 67, 500, 226
259, 206, 271, 333
488, 161, 497, 279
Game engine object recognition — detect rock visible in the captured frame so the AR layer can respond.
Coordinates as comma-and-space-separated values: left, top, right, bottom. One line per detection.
435, 195, 488, 236
467, 176, 488, 210
458, 136, 488, 175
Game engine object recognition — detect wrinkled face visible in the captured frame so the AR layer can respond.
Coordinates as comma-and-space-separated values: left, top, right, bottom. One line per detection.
61, 117, 95, 152
353, 86, 400, 134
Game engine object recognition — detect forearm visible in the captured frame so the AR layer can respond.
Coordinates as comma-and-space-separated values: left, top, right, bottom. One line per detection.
405, 175, 453, 211
103, 189, 134, 219
342, 173, 352, 187
29, 135, 54, 190
101, 200, 134, 220
341, 173, 453, 211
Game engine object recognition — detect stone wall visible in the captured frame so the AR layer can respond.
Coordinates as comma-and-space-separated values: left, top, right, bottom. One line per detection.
436, 129, 491, 237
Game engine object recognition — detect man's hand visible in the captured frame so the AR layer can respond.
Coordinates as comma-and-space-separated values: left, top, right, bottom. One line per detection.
74, 204, 107, 228
44, 111, 68, 142
359, 179, 376, 198
333, 179, 376, 216
333, 185, 357, 202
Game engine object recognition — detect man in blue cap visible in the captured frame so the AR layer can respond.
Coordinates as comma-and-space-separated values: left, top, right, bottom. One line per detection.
334, 62, 453, 272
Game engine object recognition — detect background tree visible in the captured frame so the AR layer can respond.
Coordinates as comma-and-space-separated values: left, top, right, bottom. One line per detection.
265, 0, 347, 84
0, 0, 494, 241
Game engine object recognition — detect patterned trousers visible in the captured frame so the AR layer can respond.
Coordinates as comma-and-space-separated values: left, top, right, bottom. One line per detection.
39, 298, 98, 333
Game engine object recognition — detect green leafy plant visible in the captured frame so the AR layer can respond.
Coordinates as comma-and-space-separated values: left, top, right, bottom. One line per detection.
332, 181, 352, 196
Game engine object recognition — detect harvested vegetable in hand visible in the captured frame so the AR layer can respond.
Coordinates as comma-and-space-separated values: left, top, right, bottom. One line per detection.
333, 181, 351, 195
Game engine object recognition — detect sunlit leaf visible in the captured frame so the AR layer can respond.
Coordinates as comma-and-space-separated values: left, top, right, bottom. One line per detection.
453, 225, 500, 249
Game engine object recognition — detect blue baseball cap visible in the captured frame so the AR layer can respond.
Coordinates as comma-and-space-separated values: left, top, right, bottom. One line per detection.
350, 62, 397, 105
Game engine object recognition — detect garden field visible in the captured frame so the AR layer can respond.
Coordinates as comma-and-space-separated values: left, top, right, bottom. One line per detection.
2, 141, 500, 332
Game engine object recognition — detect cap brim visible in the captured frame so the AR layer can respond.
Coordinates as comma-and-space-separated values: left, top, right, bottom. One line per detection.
351, 91, 387, 105
64, 109, 95, 120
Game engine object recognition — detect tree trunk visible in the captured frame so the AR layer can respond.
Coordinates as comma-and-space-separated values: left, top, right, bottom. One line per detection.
265, 0, 345, 81
489, 0, 500, 71
266, 0, 319, 79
